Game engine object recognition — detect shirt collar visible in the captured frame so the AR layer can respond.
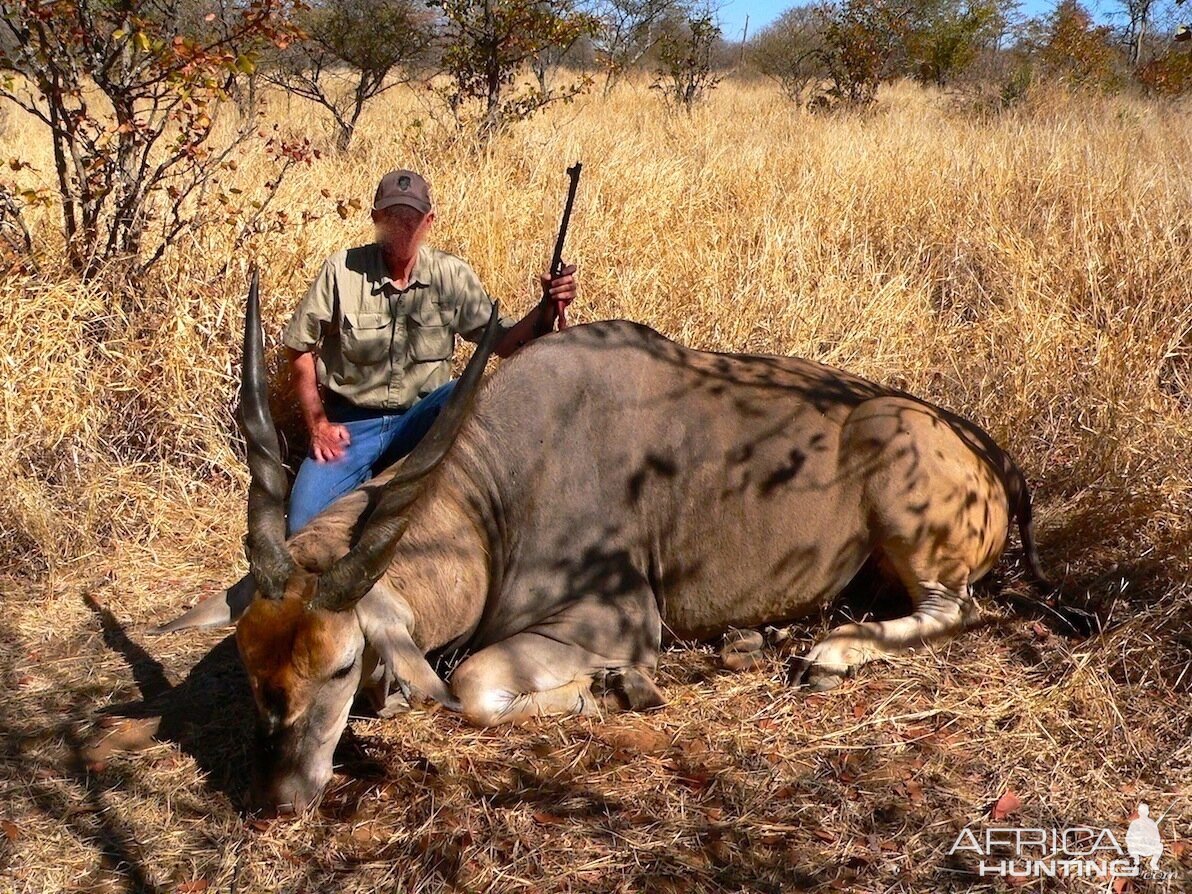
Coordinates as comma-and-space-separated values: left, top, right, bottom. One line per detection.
371, 242, 431, 293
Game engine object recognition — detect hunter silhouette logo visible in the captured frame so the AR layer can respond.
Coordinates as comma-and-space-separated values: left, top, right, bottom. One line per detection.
1126, 803, 1163, 870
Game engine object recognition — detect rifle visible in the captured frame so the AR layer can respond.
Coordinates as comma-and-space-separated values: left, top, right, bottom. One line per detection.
537, 162, 582, 333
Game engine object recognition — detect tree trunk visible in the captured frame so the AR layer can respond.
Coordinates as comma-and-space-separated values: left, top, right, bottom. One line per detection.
483, 54, 502, 138
236, 72, 259, 120
46, 86, 83, 273
603, 66, 617, 97
335, 105, 363, 153
110, 98, 144, 260
336, 121, 355, 152
335, 85, 368, 152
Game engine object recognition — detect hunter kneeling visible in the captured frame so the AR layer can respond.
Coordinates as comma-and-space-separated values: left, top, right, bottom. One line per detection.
283, 169, 578, 534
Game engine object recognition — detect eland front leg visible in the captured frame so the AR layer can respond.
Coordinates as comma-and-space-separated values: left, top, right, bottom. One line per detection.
450, 631, 608, 726
451, 569, 665, 725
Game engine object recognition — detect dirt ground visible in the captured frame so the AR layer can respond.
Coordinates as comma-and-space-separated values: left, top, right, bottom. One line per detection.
0, 502, 1188, 893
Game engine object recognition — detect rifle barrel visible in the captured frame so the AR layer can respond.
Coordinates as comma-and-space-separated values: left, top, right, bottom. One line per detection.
551, 162, 583, 277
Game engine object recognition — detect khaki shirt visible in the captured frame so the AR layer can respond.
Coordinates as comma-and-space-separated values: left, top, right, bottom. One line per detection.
283, 243, 516, 410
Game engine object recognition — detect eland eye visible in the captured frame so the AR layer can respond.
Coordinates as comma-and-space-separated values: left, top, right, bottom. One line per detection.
330, 661, 355, 680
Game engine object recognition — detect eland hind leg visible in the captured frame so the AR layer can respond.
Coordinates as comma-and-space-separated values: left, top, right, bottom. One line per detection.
793, 565, 978, 691
794, 395, 1011, 691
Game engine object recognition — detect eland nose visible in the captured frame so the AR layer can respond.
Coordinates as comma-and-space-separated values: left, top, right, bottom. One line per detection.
251, 774, 320, 816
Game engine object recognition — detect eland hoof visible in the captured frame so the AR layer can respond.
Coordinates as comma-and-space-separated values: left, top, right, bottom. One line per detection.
720, 627, 765, 671
788, 656, 851, 692
592, 667, 666, 712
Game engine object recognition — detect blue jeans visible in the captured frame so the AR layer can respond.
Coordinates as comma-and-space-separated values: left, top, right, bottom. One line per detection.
287, 378, 458, 535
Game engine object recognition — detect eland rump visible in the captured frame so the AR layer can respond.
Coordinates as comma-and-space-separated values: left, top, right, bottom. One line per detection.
157, 274, 1046, 813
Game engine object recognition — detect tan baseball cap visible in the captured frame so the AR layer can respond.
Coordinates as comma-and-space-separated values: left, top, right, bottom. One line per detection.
372, 169, 432, 215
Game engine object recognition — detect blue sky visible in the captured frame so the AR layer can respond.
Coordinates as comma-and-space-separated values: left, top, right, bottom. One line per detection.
715, 0, 1116, 40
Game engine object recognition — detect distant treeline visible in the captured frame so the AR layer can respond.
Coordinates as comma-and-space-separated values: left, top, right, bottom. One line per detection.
1, 0, 1188, 276
739, 0, 1192, 109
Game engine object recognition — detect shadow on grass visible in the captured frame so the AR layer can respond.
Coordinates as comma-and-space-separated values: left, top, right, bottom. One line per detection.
0, 599, 173, 893
80, 592, 258, 808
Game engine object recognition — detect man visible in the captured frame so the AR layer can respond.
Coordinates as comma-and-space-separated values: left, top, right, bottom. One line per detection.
282, 169, 577, 534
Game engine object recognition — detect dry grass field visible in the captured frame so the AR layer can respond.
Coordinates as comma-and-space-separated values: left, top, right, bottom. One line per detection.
0, 78, 1189, 892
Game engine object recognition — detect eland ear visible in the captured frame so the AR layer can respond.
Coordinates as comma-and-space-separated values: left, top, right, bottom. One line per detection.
149, 574, 257, 634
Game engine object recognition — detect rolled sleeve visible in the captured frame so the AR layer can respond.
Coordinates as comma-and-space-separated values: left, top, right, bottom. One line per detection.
283, 259, 336, 352
451, 261, 517, 344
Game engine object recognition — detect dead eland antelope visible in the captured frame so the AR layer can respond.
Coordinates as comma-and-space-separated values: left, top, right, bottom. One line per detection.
154, 273, 1046, 813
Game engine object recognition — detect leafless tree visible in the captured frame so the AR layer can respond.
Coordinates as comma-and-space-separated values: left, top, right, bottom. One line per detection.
593, 0, 688, 92
267, 0, 436, 151
748, 6, 828, 105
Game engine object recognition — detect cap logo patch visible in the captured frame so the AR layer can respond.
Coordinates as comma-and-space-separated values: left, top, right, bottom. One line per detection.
397, 175, 411, 190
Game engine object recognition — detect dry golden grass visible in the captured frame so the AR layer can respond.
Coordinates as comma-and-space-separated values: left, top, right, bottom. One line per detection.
0, 78, 1189, 892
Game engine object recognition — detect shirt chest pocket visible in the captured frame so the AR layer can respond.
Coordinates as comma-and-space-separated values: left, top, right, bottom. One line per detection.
407, 304, 454, 363
340, 312, 391, 366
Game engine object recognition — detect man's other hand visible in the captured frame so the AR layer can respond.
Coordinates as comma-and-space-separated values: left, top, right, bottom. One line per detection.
540, 262, 577, 309
311, 420, 350, 462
